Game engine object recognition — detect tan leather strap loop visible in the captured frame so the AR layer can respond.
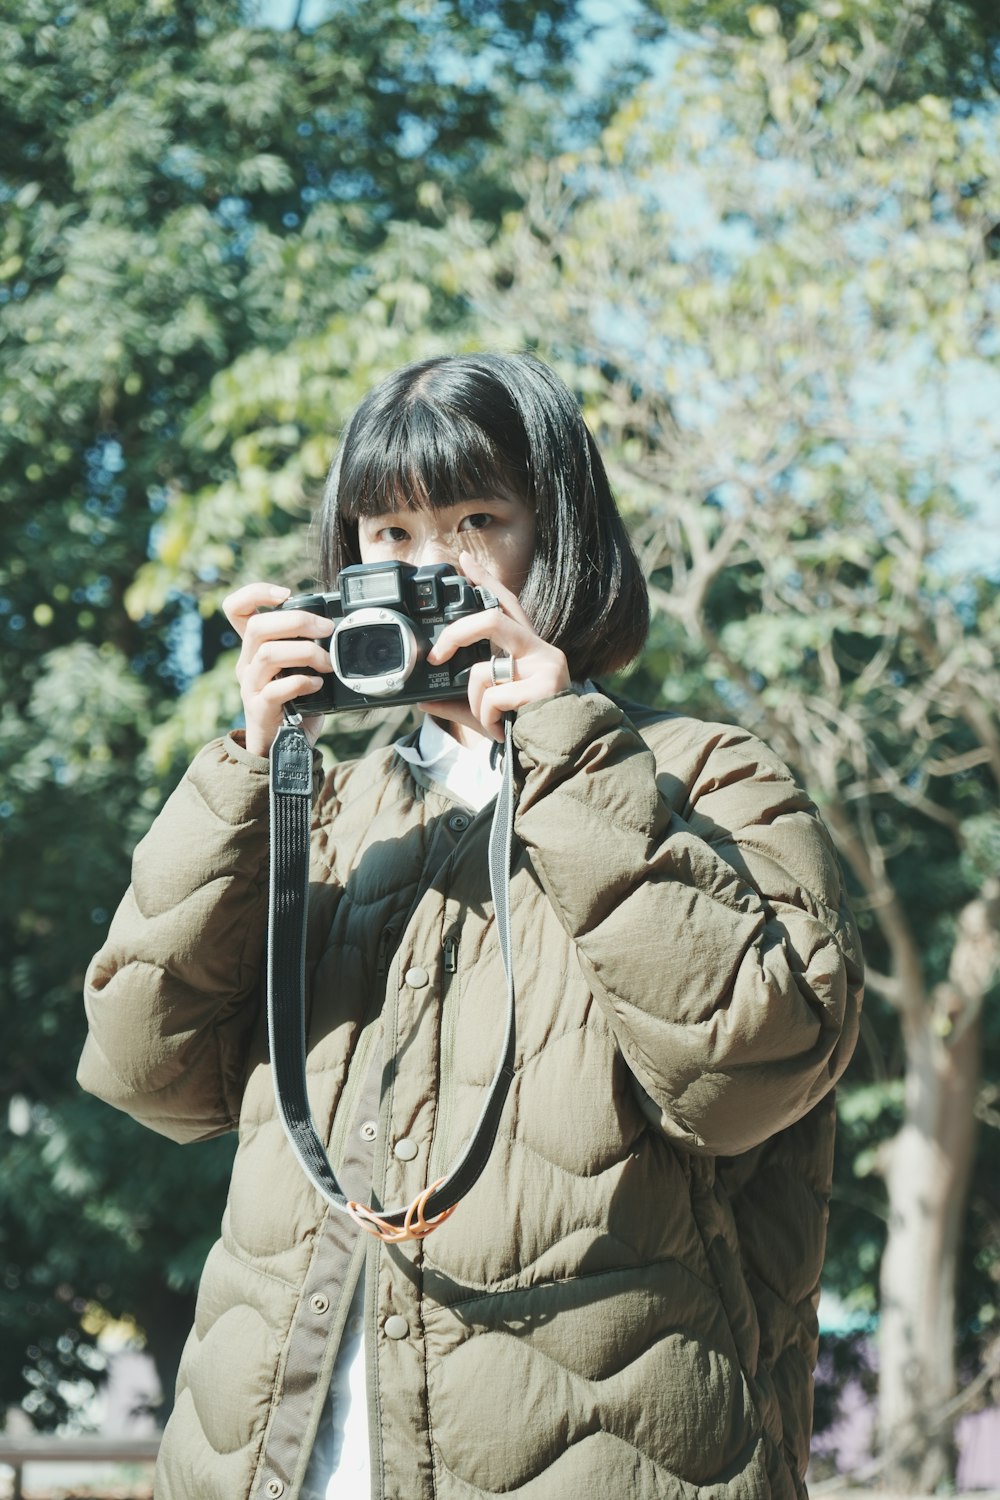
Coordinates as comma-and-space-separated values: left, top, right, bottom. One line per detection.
346, 1180, 457, 1243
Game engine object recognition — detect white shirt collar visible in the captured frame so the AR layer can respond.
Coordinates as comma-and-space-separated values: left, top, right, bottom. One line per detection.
395, 714, 501, 813
393, 683, 597, 814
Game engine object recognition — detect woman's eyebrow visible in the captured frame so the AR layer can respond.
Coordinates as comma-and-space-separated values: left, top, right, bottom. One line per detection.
447, 495, 515, 510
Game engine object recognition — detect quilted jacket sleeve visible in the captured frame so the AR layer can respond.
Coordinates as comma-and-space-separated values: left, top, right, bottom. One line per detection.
512, 690, 863, 1156
78, 733, 307, 1144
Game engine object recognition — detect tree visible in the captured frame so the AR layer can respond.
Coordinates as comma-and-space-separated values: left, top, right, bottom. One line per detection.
150, 13, 1000, 1486
0, 0, 599, 1423
638, 0, 1000, 106
449, 24, 1000, 1487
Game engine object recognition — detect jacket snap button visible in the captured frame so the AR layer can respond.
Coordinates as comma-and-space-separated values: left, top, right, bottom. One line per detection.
265, 1481, 284, 1498
309, 1292, 330, 1315
448, 812, 470, 832
359, 1119, 378, 1142
404, 966, 429, 988
384, 1314, 409, 1340
393, 1137, 418, 1161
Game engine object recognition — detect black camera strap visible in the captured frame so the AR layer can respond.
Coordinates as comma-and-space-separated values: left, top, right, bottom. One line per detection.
266, 713, 517, 1242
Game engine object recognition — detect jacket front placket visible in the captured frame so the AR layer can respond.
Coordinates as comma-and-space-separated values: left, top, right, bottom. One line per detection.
251, 1037, 384, 1500
366, 796, 493, 1500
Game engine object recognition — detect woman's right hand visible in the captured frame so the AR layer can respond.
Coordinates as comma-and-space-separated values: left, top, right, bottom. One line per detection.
222, 583, 334, 757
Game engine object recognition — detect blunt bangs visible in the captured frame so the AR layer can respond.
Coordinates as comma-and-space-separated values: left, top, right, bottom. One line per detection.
318, 353, 649, 680
334, 362, 530, 528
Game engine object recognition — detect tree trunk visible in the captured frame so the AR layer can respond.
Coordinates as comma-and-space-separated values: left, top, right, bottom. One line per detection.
876, 884, 996, 1495
878, 1016, 980, 1488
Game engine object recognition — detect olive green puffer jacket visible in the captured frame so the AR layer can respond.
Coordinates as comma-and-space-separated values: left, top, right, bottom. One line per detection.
80, 690, 863, 1500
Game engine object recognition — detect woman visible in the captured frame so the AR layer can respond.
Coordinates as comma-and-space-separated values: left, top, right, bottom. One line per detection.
80, 352, 863, 1500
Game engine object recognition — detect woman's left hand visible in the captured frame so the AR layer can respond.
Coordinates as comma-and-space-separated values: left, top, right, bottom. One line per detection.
420, 552, 570, 743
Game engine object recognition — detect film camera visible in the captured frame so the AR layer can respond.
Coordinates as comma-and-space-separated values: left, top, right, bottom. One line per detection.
275, 561, 496, 713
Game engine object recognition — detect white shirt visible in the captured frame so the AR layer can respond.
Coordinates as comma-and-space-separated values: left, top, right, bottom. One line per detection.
394, 711, 503, 809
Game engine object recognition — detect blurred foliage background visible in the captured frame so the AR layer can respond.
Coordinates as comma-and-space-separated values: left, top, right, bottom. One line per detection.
1, 0, 998, 1491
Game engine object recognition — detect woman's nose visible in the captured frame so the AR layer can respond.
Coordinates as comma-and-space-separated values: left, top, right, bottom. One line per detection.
415, 537, 459, 570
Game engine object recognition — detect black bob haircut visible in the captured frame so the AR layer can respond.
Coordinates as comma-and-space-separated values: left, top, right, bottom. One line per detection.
318, 351, 649, 681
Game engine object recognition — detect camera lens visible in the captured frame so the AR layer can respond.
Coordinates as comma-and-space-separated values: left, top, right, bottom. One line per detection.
337, 623, 406, 679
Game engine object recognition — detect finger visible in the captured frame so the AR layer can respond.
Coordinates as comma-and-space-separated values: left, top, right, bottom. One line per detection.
242, 674, 327, 757
458, 551, 533, 627
464, 660, 499, 737
256, 672, 326, 708
427, 608, 534, 666
415, 696, 481, 739
466, 650, 570, 726
478, 684, 525, 742
223, 583, 291, 636
466, 657, 518, 730
238, 637, 332, 693
240, 606, 334, 657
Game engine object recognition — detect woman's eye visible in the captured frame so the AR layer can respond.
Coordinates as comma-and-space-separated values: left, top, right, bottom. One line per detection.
457, 512, 493, 533
376, 525, 409, 544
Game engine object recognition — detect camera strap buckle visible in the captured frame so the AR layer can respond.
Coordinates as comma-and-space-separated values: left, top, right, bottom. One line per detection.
266, 712, 517, 1242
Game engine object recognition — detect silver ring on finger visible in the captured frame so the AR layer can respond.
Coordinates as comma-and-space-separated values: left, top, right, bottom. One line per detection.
490, 652, 515, 687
